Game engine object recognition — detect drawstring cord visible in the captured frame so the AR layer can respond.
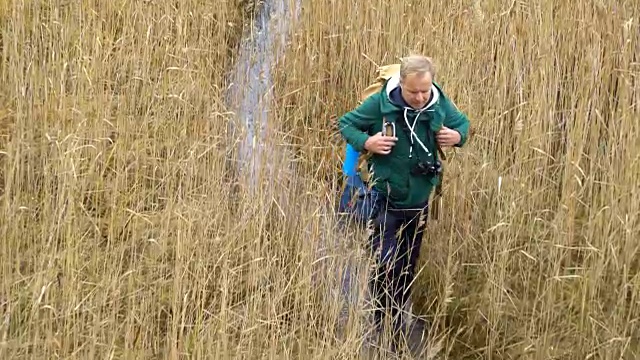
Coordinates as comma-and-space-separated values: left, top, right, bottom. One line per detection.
403, 107, 433, 159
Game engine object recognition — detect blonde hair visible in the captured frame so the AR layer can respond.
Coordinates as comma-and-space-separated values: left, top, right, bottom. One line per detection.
400, 55, 436, 79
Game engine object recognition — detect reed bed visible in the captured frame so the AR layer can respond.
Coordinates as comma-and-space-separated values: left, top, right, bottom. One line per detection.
1, 0, 638, 359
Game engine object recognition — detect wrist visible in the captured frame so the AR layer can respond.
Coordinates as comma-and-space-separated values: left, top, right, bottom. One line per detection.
354, 133, 370, 152
363, 136, 372, 151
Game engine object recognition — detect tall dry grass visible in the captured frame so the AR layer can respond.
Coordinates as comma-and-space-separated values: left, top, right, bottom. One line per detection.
0, 0, 336, 358
274, 0, 640, 358
0, 0, 638, 359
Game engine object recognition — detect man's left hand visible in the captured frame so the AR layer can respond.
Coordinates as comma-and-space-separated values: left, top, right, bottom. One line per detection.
436, 126, 461, 147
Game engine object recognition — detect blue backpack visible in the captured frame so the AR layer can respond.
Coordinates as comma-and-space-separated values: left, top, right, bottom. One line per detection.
337, 144, 380, 225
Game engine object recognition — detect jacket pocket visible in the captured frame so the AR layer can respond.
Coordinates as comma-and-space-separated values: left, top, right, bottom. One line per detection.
367, 161, 390, 187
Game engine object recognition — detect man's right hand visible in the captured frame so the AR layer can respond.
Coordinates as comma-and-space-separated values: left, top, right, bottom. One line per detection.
364, 132, 398, 155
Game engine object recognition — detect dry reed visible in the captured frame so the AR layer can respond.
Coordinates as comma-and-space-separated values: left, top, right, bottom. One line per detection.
1, 0, 638, 359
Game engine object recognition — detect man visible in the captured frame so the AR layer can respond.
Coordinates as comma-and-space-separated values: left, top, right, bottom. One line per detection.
337, 55, 470, 348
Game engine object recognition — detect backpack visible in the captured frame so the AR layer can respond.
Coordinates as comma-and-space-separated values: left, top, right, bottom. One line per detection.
339, 63, 447, 221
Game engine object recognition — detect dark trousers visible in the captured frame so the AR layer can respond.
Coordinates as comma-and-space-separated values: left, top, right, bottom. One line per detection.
366, 196, 428, 338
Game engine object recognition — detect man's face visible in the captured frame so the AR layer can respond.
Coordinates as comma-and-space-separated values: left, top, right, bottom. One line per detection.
400, 72, 433, 109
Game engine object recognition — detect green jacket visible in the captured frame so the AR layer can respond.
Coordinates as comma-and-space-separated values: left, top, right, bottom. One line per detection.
337, 75, 470, 209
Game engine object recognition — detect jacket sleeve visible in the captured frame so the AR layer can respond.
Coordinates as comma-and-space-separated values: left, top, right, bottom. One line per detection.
441, 95, 471, 147
337, 94, 382, 152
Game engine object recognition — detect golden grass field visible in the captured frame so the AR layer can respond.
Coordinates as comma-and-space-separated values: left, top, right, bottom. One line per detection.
1, 0, 638, 359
